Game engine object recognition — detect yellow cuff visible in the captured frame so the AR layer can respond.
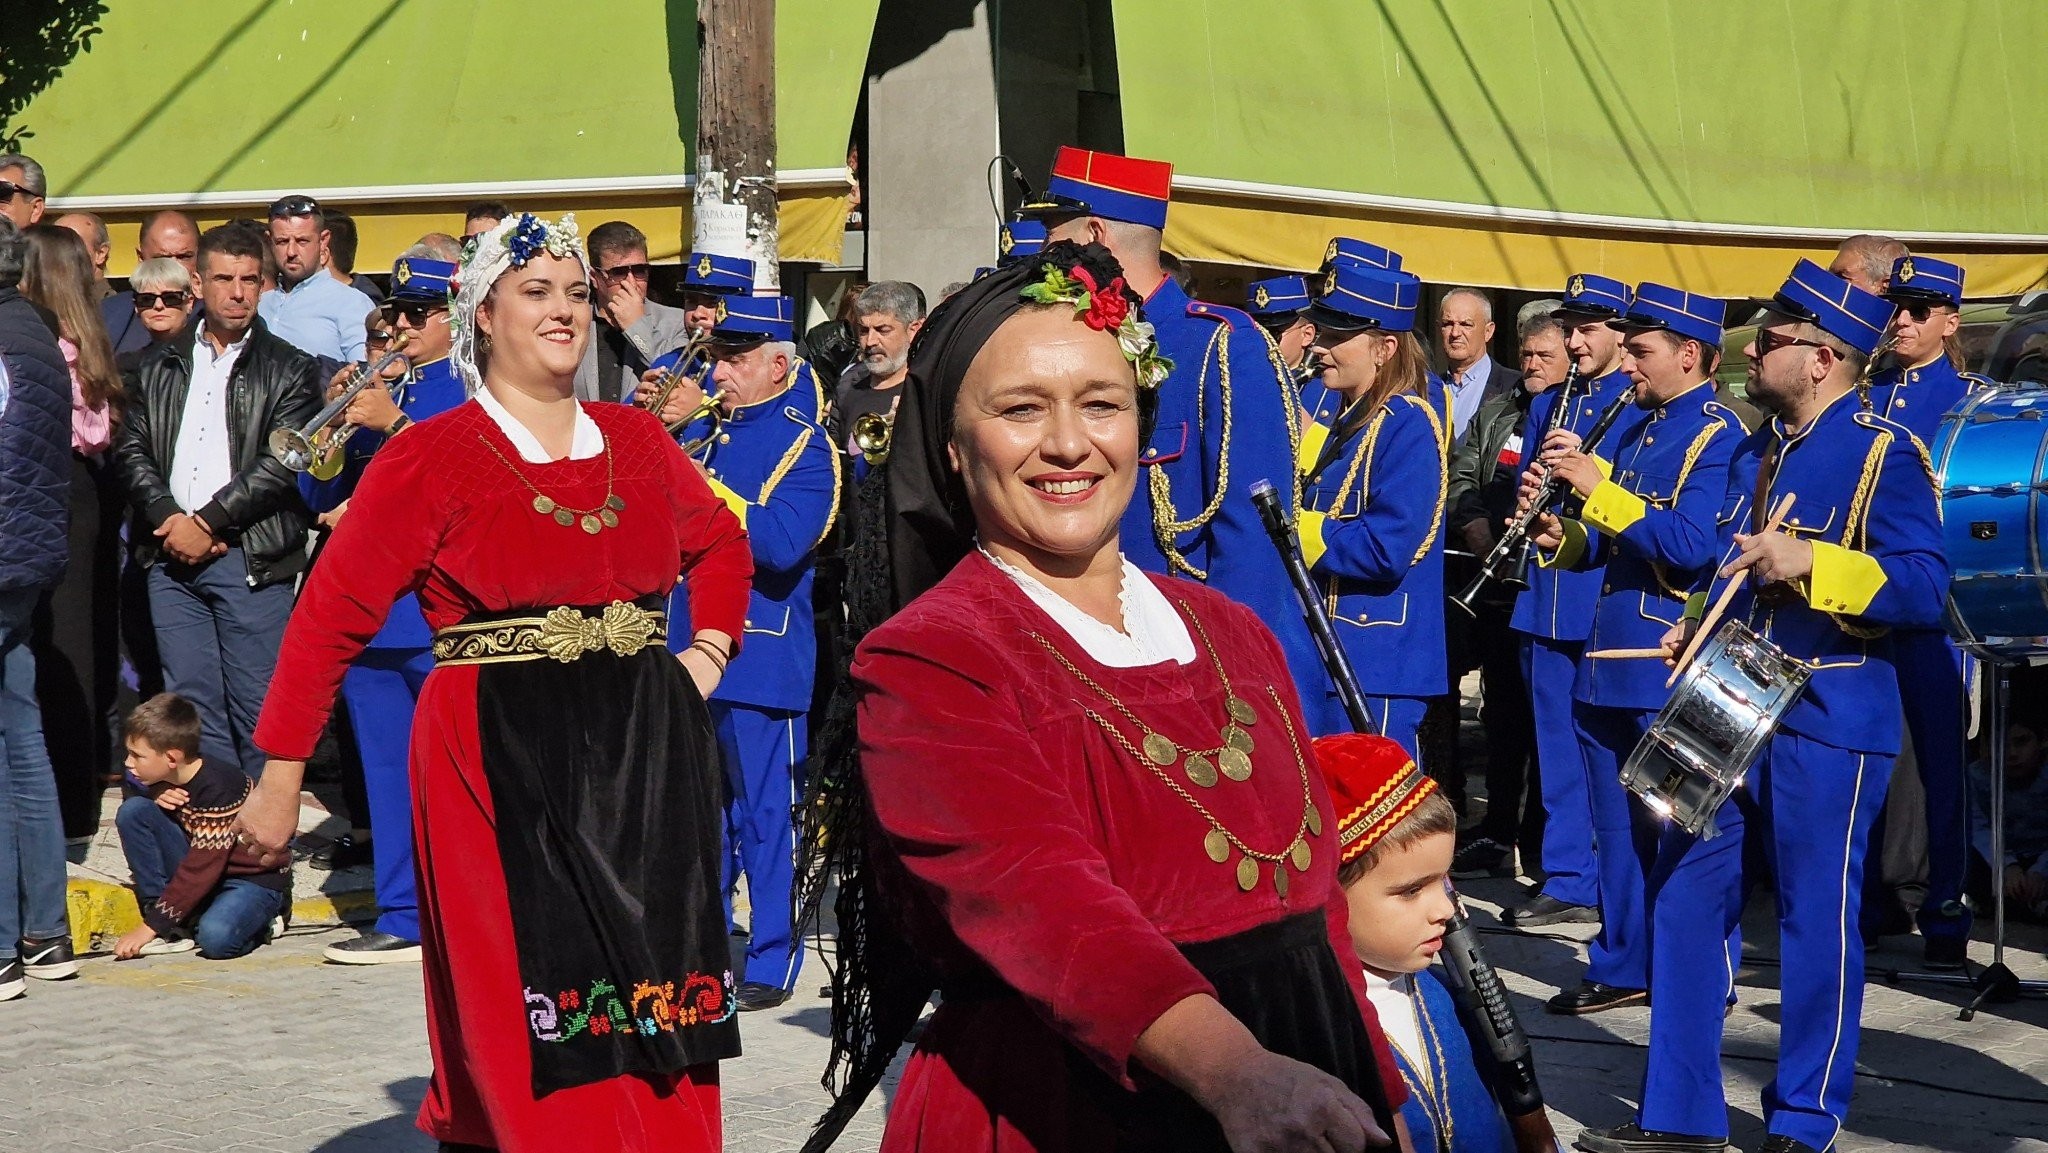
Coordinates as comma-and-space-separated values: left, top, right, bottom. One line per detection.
1297, 421, 1330, 474
1590, 453, 1614, 481
1538, 519, 1588, 570
1807, 541, 1887, 616
707, 477, 750, 526
1583, 479, 1648, 536
1300, 510, 1330, 569
1683, 592, 1708, 622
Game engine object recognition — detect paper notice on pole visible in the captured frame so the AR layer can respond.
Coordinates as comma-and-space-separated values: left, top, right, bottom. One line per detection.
695, 201, 749, 258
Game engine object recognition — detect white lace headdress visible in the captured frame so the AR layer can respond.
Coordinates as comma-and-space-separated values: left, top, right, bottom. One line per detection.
448, 212, 588, 395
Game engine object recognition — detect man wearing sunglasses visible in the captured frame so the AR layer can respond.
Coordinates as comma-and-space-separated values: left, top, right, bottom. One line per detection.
297, 248, 464, 968
256, 194, 374, 368
574, 220, 693, 403
0, 154, 45, 231
1582, 262, 1945, 1153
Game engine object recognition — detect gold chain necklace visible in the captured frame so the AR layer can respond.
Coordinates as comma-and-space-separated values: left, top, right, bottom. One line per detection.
1029, 603, 1260, 786
478, 434, 627, 534
1079, 682, 1321, 897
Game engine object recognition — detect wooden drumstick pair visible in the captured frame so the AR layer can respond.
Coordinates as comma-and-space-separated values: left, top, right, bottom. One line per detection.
1584, 493, 1798, 677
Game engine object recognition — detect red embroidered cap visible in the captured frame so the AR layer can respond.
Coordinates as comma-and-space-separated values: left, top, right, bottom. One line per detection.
1311, 733, 1435, 866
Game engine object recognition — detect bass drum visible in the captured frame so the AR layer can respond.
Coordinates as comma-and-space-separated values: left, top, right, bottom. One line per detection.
1931, 380, 2048, 660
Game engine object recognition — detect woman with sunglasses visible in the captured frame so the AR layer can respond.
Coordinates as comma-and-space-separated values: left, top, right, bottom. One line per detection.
237, 213, 750, 1153
116, 258, 197, 374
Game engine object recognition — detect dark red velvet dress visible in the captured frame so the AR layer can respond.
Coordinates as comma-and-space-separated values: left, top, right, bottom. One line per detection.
853, 552, 1406, 1153
254, 400, 751, 1152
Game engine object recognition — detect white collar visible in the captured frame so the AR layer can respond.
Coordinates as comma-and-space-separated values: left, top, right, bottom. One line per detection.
476, 385, 604, 463
980, 547, 1197, 668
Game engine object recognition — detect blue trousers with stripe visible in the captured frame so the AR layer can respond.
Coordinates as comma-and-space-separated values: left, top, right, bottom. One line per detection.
1361, 695, 1429, 766
712, 702, 804, 992
338, 647, 432, 943
1573, 704, 1652, 991
1525, 635, 1598, 907
1898, 630, 1971, 940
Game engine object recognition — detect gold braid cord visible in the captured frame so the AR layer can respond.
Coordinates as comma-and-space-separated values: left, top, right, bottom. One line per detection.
1252, 323, 1307, 514
1316, 394, 1444, 608
756, 423, 841, 551
1648, 415, 1734, 598
1829, 427, 1894, 639
1149, 326, 1234, 580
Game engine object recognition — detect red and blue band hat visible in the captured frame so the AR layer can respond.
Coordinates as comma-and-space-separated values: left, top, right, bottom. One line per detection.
1312, 733, 1434, 867
1769, 258, 1894, 357
1246, 274, 1311, 320
999, 218, 1047, 259
1322, 236, 1404, 274
1558, 272, 1634, 320
683, 251, 755, 295
1885, 254, 1964, 308
389, 257, 456, 303
707, 294, 794, 345
1305, 264, 1421, 334
1017, 146, 1173, 231
1611, 281, 1725, 348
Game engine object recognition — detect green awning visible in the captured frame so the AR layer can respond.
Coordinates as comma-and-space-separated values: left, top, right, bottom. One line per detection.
21, 0, 874, 264
1111, 0, 2048, 295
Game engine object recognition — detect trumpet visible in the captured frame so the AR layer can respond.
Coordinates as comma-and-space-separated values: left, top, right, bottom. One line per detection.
639, 331, 717, 433
271, 333, 416, 474
851, 410, 894, 466
676, 392, 728, 456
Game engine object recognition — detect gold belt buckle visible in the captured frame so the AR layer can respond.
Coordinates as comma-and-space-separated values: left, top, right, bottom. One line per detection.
535, 601, 660, 662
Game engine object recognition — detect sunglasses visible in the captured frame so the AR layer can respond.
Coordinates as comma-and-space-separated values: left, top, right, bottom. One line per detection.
269, 194, 320, 218
0, 180, 38, 201
1894, 301, 1949, 323
597, 262, 652, 282
367, 330, 395, 348
1753, 328, 1827, 359
133, 290, 191, 311
380, 301, 448, 326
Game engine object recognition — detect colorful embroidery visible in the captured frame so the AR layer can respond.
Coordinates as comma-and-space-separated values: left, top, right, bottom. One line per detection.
525, 970, 735, 1043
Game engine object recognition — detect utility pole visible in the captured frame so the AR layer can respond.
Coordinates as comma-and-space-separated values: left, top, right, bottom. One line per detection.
695, 0, 778, 291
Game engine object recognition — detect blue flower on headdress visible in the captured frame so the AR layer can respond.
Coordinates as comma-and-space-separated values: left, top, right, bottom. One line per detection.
506, 214, 551, 268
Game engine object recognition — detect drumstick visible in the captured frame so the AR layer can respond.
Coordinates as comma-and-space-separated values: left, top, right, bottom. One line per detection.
1587, 647, 1670, 660
1665, 492, 1796, 688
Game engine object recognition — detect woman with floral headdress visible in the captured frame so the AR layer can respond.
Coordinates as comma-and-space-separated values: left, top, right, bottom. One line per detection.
235, 213, 752, 1152
799, 240, 1411, 1153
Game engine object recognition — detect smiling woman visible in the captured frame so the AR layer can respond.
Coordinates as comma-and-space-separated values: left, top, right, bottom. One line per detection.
799, 241, 1410, 1153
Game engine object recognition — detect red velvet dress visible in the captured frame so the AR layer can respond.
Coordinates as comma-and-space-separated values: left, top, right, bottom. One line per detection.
853, 552, 1406, 1152
254, 400, 751, 1152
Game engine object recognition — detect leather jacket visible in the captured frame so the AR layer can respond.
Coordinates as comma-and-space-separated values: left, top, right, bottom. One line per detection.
113, 318, 323, 588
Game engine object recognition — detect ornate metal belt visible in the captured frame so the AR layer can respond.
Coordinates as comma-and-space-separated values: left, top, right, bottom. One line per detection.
433, 601, 667, 667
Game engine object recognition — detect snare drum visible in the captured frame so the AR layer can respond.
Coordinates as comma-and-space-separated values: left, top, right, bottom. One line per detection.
1931, 381, 2048, 660
1621, 619, 1811, 837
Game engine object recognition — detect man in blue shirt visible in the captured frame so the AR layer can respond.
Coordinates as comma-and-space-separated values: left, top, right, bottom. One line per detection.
256, 195, 374, 366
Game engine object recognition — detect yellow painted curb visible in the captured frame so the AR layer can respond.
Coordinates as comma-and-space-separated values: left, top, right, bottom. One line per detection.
67, 876, 378, 951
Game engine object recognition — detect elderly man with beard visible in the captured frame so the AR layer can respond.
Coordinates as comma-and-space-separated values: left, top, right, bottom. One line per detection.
828, 280, 924, 474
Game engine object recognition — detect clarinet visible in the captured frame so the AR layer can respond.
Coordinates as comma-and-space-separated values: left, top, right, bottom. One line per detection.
1450, 377, 1637, 617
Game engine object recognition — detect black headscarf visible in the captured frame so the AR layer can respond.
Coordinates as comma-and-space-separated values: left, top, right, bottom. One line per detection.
795, 239, 1153, 1151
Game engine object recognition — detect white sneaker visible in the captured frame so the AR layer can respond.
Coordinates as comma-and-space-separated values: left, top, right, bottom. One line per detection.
138, 937, 197, 956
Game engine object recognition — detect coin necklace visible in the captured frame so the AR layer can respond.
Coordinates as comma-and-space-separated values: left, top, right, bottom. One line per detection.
478, 434, 626, 534
1029, 601, 1260, 788
1077, 682, 1319, 896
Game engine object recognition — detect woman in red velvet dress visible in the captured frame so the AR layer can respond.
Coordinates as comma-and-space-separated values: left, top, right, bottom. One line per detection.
235, 214, 751, 1153
800, 242, 1412, 1153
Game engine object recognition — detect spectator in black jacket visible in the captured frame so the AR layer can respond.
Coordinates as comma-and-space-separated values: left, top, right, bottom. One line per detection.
0, 216, 81, 999
112, 224, 321, 783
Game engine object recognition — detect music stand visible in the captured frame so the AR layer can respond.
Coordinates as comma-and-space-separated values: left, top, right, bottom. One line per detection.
1884, 661, 2048, 1020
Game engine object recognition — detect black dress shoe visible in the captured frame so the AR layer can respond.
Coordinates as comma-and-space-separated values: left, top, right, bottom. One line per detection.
324, 930, 423, 965
310, 833, 374, 871
1503, 892, 1600, 929
1546, 981, 1649, 1015
736, 981, 792, 1012
1574, 1123, 1727, 1152
1753, 1136, 1823, 1153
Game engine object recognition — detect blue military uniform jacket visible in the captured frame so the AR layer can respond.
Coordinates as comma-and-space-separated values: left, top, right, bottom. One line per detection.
1128, 277, 1318, 688
650, 345, 828, 422
1508, 368, 1643, 641
1709, 390, 1948, 754
1559, 385, 1744, 711
1868, 355, 1971, 444
671, 381, 838, 713
300, 357, 466, 650
1299, 391, 1449, 726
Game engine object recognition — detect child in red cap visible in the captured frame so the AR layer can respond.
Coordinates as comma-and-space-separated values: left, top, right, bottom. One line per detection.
1319, 732, 1516, 1153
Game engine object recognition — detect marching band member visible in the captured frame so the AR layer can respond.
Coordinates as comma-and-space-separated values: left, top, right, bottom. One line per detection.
1868, 254, 1975, 967
1577, 261, 1947, 1153
1293, 262, 1448, 750
1245, 273, 1322, 423
1526, 283, 1744, 1015
671, 294, 839, 1011
1021, 147, 1317, 708
299, 250, 467, 965
1502, 274, 1641, 931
